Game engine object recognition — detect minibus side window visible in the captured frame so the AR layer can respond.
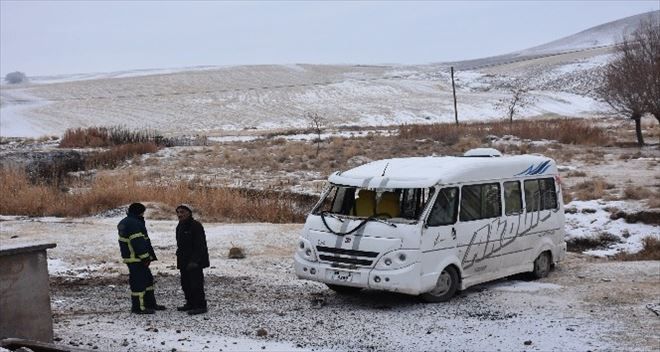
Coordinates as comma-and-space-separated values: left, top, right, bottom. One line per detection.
504, 181, 523, 215
539, 178, 558, 209
524, 178, 558, 211
524, 180, 540, 212
459, 183, 501, 222
427, 187, 458, 226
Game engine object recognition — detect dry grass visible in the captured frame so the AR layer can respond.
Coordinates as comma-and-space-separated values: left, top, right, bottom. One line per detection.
60, 126, 159, 148
18, 143, 159, 186
59, 126, 205, 148
565, 170, 587, 177
648, 196, 660, 209
561, 187, 573, 205
201, 136, 456, 176
85, 143, 158, 169
621, 186, 654, 200
399, 118, 610, 145
572, 178, 615, 200
614, 237, 660, 261
0, 168, 312, 223
566, 232, 621, 252
609, 209, 660, 225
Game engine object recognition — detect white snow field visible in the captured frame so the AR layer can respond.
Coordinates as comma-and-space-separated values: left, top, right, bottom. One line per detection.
1, 215, 658, 351
1, 11, 657, 138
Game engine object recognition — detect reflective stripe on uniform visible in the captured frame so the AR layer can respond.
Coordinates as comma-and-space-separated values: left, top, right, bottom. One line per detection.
128, 233, 145, 240
131, 291, 146, 310
118, 236, 136, 260
146, 286, 154, 291
119, 232, 149, 262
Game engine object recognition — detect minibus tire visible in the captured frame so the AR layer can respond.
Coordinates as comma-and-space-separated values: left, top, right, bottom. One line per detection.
420, 266, 459, 303
532, 251, 551, 279
326, 284, 362, 294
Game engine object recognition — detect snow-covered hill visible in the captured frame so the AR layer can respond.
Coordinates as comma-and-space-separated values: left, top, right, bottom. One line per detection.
520, 11, 658, 55
1, 11, 657, 138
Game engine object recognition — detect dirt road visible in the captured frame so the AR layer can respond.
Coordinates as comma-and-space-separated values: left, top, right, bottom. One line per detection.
1, 216, 658, 351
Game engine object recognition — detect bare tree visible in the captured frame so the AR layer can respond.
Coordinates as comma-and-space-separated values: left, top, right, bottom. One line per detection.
495, 82, 537, 127
598, 18, 660, 146
305, 111, 326, 156
636, 20, 660, 127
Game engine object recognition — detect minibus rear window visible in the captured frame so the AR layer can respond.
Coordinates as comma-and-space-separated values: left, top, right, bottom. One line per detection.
524, 178, 558, 211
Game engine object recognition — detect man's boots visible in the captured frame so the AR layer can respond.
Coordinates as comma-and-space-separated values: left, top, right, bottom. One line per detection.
145, 289, 167, 310
131, 295, 155, 314
187, 307, 208, 315
177, 303, 193, 311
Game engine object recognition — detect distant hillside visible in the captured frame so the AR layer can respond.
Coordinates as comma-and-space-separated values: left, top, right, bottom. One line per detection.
1, 11, 657, 138
520, 10, 659, 55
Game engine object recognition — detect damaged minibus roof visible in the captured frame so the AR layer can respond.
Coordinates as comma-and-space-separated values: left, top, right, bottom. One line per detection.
328, 154, 557, 189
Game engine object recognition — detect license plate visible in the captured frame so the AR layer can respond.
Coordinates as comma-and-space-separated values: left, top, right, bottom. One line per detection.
331, 270, 353, 282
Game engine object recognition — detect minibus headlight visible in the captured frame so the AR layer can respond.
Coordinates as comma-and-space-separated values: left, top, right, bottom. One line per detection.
296, 238, 317, 262
376, 250, 417, 270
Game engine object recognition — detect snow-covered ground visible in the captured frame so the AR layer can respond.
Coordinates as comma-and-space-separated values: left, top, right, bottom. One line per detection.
565, 200, 660, 257
0, 214, 658, 351
0, 89, 53, 137
3, 12, 658, 138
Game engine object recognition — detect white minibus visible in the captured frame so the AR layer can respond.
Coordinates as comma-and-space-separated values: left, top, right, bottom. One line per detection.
294, 148, 566, 302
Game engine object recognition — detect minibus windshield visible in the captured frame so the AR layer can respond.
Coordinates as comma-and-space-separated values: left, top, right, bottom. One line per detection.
313, 185, 435, 223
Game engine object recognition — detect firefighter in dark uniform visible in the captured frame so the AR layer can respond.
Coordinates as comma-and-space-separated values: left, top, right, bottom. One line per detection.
117, 203, 166, 314
175, 204, 210, 315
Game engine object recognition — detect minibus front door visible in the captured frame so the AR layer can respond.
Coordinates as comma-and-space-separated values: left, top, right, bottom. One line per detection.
420, 187, 460, 278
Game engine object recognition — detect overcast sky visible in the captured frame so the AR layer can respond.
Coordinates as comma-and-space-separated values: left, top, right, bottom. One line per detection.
1, 1, 658, 76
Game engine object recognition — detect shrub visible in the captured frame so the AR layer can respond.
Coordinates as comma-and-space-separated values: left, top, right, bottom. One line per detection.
622, 186, 653, 200
85, 143, 158, 169
565, 171, 587, 177
5, 71, 27, 84
566, 232, 621, 252
24, 151, 85, 186
59, 126, 191, 148
572, 178, 615, 200
614, 237, 660, 261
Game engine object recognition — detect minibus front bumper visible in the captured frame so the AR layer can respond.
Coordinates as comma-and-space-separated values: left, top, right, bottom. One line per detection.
294, 253, 424, 296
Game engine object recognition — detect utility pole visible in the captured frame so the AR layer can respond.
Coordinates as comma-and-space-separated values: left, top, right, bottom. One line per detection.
451, 66, 458, 125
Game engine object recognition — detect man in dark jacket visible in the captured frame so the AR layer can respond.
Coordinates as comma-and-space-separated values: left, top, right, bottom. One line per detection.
117, 202, 166, 314
175, 204, 210, 315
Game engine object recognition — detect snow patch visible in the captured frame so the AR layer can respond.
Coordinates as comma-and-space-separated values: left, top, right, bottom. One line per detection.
564, 200, 660, 257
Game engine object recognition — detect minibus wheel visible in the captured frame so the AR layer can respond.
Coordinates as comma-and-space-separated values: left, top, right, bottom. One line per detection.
421, 266, 459, 303
532, 251, 551, 279
326, 284, 362, 294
